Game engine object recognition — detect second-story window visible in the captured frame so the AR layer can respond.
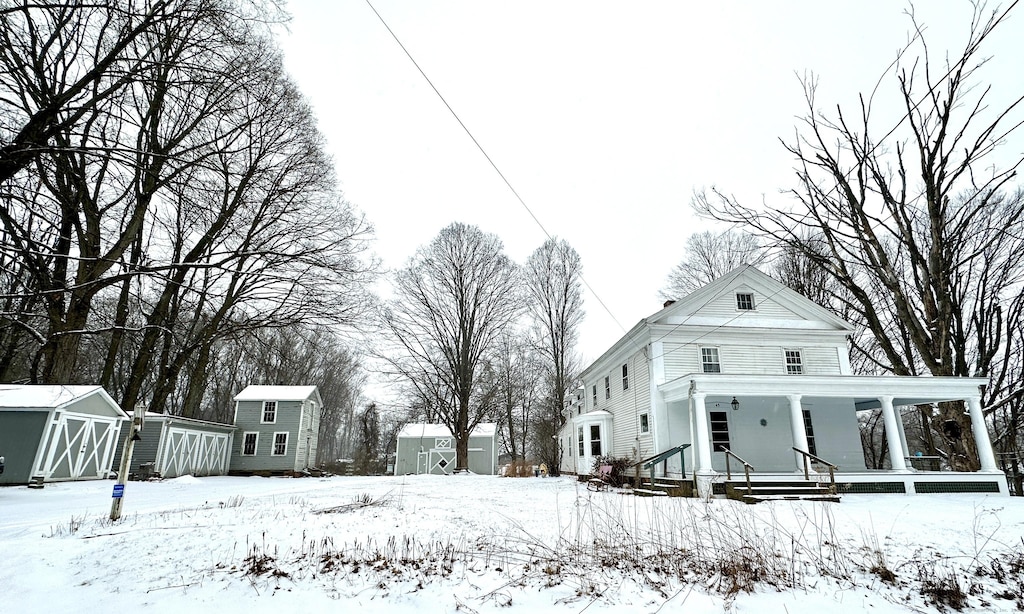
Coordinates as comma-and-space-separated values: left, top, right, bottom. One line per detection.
592, 384, 597, 406
604, 376, 610, 399
736, 292, 755, 310
622, 364, 629, 390
785, 349, 803, 375
262, 401, 277, 423
701, 347, 721, 373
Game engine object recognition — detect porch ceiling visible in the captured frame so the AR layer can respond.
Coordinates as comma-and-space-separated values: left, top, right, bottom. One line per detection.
659, 373, 988, 406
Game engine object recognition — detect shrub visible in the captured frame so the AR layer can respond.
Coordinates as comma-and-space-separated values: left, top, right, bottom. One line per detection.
592, 455, 633, 487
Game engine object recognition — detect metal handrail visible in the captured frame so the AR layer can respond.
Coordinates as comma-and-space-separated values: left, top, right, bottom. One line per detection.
721, 447, 754, 493
792, 447, 837, 489
632, 443, 691, 485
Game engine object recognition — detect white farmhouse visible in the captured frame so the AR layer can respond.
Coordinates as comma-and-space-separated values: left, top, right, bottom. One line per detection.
559, 266, 1007, 497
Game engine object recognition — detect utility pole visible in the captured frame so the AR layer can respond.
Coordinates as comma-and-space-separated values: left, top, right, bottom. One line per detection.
110, 405, 145, 521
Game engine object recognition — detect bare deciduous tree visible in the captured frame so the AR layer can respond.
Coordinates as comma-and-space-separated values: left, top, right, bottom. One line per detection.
524, 237, 583, 476
660, 230, 762, 300
382, 223, 522, 471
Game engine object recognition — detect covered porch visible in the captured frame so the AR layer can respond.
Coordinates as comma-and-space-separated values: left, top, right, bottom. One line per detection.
655, 374, 1008, 497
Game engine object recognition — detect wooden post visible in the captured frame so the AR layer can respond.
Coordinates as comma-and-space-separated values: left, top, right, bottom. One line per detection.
110, 406, 145, 521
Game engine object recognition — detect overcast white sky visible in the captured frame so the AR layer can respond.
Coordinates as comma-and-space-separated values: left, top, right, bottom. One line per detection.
277, 1, 1022, 398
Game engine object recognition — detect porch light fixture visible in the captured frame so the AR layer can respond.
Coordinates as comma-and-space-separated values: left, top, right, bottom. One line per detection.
730, 396, 740, 411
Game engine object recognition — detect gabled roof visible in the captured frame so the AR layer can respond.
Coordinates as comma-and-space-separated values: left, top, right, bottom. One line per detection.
397, 423, 497, 439
0, 385, 126, 417
649, 266, 855, 332
233, 385, 321, 403
580, 266, 853, 381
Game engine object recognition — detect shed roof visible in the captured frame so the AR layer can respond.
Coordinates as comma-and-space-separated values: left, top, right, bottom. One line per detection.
233, 385, 320, 402
0, 385, 118, 411
398, 422, 497, 439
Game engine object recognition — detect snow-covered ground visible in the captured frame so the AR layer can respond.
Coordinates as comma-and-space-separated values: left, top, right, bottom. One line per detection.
1, 474, 1022, 613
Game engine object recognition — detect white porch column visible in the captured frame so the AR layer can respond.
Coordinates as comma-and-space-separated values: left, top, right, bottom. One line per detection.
879, 396, 908, 471
691, 392, 713, 473
788, 394, 809, 472
894, 409, 911, 459
966, 396, 999, 472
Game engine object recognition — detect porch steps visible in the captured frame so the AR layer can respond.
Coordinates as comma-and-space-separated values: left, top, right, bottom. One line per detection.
635, 480, 694, 498
726, 480, 840, 504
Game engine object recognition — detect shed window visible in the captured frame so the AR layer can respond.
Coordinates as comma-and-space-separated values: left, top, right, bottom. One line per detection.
242, 432, 258, 456
272, 432, 288, 456
710, 411, 730, 452
736, 292, 755, 310
701, 347, 721, 373
262, 401, 277, 424
589, 424, 602, 456
785, 349, 803, 375
622, 364, 629, 390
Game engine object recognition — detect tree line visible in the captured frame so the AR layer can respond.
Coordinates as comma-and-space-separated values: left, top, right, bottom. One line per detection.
0, 1, 375, 460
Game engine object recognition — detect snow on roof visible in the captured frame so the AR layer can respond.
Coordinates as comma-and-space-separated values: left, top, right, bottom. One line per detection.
0, 385, 110, 409
233, 385, 319, 402
398, 422, 497, 439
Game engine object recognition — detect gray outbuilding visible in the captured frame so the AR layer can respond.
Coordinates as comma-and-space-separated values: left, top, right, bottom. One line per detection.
111, 412, 236, 479
0, 385, 127, 485
230, 385, 322, 474
394, 423, 498, 475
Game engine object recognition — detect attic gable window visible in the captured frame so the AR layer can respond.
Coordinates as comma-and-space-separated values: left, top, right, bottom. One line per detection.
736, 292, 755, 310
604, 376, 610, 399
262, 401, 277, 423
622, 364, 629, 390
592, 384, 598, 406
785, 349, 803, 375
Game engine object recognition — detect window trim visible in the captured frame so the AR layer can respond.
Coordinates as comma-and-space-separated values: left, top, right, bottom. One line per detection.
272, 431, 289, 456
621, 364, 629, 390
261, 400, 277, 424
701, 346, 722, 374
735, 292, 755, 311
242, 431, 259, 456
785, 349, 803, 375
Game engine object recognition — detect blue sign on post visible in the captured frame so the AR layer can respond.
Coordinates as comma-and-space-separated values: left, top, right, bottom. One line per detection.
112, 484, 125, 499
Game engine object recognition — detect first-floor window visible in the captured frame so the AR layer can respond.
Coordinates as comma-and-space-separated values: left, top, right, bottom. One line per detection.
589, 424, 602, 456
578, 427, 585, 456
272, 432, 288, 456
802, 409, 817, 456
639, 412, 650, 434
242, 432, 258, 456
710, 411, 730, 452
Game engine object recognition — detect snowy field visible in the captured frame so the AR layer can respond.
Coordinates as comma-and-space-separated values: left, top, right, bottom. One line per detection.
1, 474, 1022, 613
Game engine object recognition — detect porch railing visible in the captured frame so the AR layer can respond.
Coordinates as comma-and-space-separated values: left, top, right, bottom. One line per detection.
792, 447, 838, 492
721, 447, 754, 494
634, 443, 691, 485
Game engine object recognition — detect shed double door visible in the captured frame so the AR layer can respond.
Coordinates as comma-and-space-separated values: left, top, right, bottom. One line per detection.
35, 412, 121, 481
